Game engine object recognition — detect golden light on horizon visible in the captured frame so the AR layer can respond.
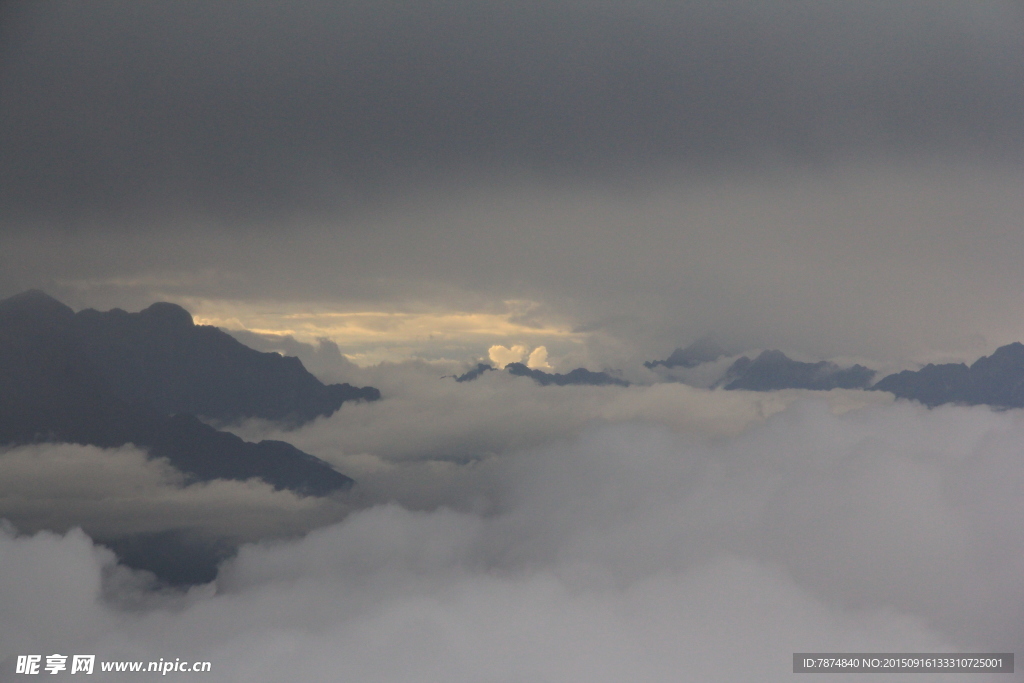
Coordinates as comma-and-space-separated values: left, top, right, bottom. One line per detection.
185, 298, 587, 366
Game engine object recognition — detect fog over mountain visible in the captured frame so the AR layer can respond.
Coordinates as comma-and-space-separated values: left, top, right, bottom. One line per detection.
0, 291, 378, 583
2, 1, 1023, 680
645, 338, 728, 369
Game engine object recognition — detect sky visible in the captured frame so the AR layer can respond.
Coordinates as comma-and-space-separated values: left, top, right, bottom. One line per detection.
2, 0, 1023, 368
2, 3, 1024, 681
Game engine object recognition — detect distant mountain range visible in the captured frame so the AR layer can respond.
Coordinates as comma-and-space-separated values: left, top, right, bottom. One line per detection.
648, 339, 1024, 408
719, 350, 876, 391
645, 341, 875, 391
460, 337, 1024, 404
0, 290, 379, 495
456, 361, 628, 386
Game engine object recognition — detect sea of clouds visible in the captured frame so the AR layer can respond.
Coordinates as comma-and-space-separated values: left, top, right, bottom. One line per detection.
1, 375, 1021, 682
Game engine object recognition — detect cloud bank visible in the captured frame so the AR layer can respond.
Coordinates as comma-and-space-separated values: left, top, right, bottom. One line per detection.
3, 396, 1020, 682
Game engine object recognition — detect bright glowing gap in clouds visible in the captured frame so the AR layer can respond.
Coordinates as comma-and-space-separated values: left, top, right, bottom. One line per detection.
186, 299, 586, 365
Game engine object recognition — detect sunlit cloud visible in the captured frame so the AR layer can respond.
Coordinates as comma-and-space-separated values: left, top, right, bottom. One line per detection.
488, 344, 528, 368
527, 345, 553, 370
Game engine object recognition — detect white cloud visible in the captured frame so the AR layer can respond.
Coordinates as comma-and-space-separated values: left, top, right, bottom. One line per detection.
526, 345, 553, 370
1, 397, 1020, 682
230, 370, 893, 483
487, 344, 528, 369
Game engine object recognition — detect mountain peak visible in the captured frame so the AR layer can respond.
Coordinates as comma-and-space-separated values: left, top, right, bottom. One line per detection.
0, 289, 75, 319
645, 337, 725, 369
984, 341, 1024, 361
139, 301, 194, 327
0, 290, 75, 337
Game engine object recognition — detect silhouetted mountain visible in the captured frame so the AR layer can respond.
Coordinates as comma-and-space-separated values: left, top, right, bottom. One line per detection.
721, 350, 875, 391
873, 342, 1024, 407
505, 362, 629, 387
70, 299, 378, 424
645, 338, 726, 369
0, 291, 368, 495
455, 363, 495, 382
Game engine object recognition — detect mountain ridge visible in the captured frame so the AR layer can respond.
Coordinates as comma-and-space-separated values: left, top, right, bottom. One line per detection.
873, 342, 1024, 407
454, 362, 628, 386
720, 350, 876, 391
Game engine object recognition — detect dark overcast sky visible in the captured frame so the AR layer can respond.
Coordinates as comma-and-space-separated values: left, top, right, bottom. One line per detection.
2, 1, 1023, 364
3, 0, 1021, 224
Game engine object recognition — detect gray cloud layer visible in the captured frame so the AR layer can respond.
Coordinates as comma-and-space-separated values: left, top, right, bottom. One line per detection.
2, 1, 1023, 365
0, 443, 349, 541
5, 165, 1024, 367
